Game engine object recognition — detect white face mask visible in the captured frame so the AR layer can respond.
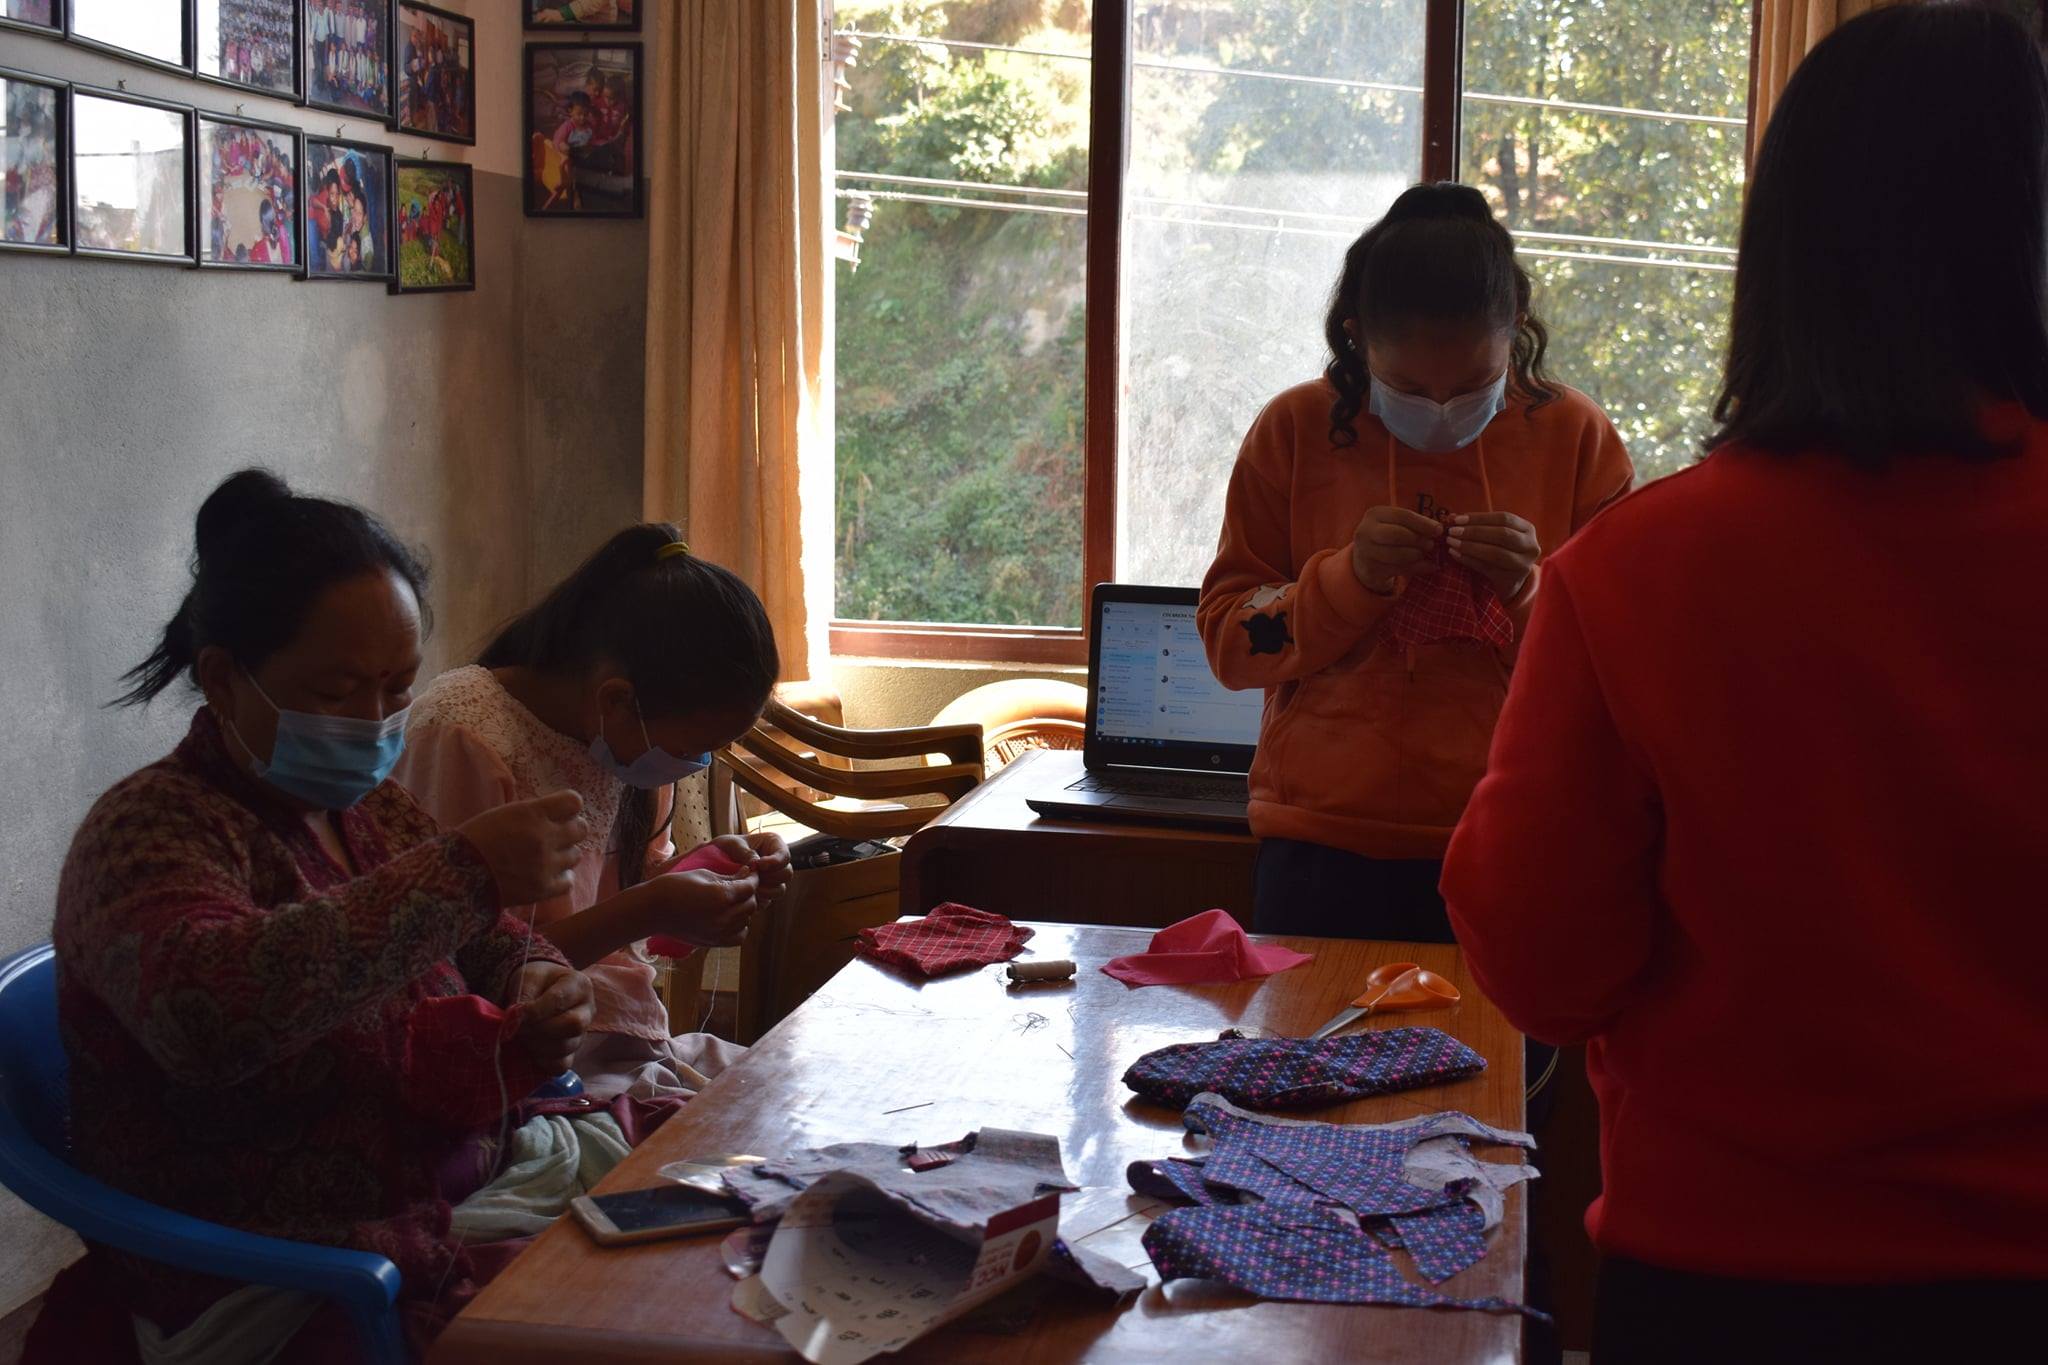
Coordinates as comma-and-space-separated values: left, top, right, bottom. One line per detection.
1369, 371, 1508, 452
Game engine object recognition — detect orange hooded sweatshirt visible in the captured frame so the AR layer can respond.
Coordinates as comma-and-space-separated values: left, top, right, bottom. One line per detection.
1198, 377, 1632, 861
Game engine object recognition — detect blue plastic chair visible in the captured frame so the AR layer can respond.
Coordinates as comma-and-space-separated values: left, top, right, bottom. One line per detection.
0, 944, 408, 1363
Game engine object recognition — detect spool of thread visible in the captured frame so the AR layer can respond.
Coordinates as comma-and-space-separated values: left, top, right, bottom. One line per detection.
1007, 958, 1077, 983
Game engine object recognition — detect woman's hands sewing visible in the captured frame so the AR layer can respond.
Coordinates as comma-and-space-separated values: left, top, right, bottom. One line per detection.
1447, 512, 1540, 600
511, 960, 595, 1074
707, 831, 793, 906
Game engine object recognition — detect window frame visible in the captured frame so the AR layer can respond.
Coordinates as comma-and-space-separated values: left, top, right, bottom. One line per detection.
829, 0, 1743, 665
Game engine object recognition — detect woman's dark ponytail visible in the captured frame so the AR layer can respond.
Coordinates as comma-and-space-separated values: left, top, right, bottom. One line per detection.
481, 524, 780, 890
117, 469, 429, 706
1322, 181, 1556, 448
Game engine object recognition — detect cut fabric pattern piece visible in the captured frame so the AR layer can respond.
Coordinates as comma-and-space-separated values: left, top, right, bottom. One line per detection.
1123, 1026, 1484, 1109
1389, 1201, 1491, 1285
1101, 909, 1313, 989
1383, 532, 1515, 652
855, 903, 1034, 978
1141, 1200, 1535, 1315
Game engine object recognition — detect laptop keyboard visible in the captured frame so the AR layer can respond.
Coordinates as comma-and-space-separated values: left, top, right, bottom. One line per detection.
1070, 770, 1249, 801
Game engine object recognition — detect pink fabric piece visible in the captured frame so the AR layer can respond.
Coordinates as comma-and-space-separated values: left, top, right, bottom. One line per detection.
1101, 909, 1314, 988
645, 843, 749, 958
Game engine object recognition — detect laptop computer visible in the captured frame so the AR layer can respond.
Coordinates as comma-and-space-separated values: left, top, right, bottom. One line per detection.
1024, 584, 1264, 830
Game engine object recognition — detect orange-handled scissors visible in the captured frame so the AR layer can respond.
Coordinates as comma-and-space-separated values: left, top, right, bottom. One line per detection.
1308, 960, 1461, 1040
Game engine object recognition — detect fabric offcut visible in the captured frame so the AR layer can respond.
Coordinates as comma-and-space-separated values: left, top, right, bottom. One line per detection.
1101, 909, 1313, 988
1133, 1094, 1541, 1316
855, 903, 1034, 977
1123, 1027, 1485, 1110
1383, 532, 1515, 652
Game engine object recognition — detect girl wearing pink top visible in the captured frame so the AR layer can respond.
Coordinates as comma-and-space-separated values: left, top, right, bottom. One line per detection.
397, 525, 789, 1101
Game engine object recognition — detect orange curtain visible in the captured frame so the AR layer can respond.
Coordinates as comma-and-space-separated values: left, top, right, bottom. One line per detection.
643, 1, 832, 682
1750, 1, 1906, 160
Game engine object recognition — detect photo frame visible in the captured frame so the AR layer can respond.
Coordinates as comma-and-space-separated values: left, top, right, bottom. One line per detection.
194, 0, 300, 101
69, 84, 193, 264
67, 0, 191, 74
524, 42, 641, 219
523, 0, 637, 33
0, 66, 67, 254
0, 1, 63, 38
302, 134, 390, 281
391, 155, 470, 293
395, 1, 474, 146
303, 0, 392, 120
196, 111, 299, 272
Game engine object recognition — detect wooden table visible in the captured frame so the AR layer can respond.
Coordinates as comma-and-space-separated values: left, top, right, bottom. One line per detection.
899, 750, 1259, 927
433, 922, 1527, 1365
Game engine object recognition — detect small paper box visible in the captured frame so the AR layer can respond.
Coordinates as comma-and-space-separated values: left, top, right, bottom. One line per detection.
755, 1169, 1061, 1365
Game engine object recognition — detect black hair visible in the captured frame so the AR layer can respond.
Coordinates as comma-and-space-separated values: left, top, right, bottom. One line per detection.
118, 469, 431, 707
1323, 181, 1555, 447
479, 524, 780, 890
1709, 3, 2048, 466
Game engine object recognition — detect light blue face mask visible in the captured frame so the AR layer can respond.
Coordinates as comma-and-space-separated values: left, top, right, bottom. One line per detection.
1369, 370, 1508, 452
231, 673, 409, 810
589, 701, 712, 790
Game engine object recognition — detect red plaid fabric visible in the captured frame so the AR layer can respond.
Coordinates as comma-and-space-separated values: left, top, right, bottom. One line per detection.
1383, 535, 1514, 651
857, 903, 1035, 977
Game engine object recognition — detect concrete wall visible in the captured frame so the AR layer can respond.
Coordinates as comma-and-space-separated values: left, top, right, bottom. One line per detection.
0, 1, 647, 1315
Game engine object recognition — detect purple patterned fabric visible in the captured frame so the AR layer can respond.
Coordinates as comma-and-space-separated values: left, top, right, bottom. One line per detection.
1390, 1200, 1493, 1284
1140, 1201, 1533, 1315
1122, 1027, 1485, 1110
1129, 1096, 1539, 1316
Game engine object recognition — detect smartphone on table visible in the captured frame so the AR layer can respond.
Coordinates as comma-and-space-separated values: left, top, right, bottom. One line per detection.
570, 1183, 751, 1247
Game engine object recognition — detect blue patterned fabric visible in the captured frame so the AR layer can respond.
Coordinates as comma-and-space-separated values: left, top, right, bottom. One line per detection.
1122, 1027, 1485, 1110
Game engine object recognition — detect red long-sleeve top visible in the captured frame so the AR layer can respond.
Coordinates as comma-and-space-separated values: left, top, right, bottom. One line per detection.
1443, 417, 2048, 1282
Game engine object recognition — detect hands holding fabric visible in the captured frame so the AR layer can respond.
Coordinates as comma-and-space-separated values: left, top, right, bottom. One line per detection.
1447, 513, 1539, 600
511, 959, 596, 1074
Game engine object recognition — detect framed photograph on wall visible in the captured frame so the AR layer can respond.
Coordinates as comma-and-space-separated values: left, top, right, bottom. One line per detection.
396, 2, 474, 145
303, 135, 389, 280
524, 1, 637, 32
304, 0, 392, 120
1, 67, 66, 254
68, 0, 191, 73
391, 156, 470, 293
0, 1, 63, 38
70, 85, 191, 264
524, 42, 640, 219
197, 112, 298, 271
195, 0, 298, 100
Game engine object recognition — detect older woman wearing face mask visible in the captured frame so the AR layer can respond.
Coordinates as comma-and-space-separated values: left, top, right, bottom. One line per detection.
33, 470, 594, 1363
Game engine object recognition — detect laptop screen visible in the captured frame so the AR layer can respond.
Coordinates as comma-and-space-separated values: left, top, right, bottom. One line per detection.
1090, 591, 1264, 771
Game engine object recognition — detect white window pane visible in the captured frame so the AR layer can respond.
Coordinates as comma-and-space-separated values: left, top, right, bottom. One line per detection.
833, 4, 1091, 628
1117, 1, 1427, 590
1463, 0, 1751, 481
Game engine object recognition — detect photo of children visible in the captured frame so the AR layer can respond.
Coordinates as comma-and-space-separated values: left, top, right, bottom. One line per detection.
394, 160, 472, 292
198, 0, 297, 98
72, 91, 188, 260
1, 75, 60, 249
304, 139, 389, 281
305, 0, 390, 117
200, 117, 296, 269
398, 4, 475, 145
525, 44, 640, 218
525, 0, 636, 31
1, 2, 59, 34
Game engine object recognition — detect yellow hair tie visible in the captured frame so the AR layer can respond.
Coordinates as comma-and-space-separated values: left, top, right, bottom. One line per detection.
656, 541, 690, 562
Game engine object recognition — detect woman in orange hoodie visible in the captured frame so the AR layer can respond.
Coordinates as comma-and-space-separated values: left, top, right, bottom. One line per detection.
1199, 183, 1633, 944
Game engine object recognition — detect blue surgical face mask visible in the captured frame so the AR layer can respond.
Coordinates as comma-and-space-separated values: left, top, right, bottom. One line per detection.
228, 672, 409, 810
589, 701, 711, 790
1369, 370, 1508, 452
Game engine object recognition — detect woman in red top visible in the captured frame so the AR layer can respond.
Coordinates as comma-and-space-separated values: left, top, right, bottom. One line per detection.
37, 471, 596, 1361
1441, 8, 2048, 1361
